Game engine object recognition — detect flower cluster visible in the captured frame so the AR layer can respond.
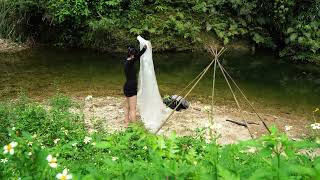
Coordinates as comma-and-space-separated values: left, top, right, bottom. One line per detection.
46, 155, 73, 179
47, 155, 58, 168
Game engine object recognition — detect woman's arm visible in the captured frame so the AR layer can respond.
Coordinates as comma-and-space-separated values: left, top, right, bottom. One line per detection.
136, 45, 147, 58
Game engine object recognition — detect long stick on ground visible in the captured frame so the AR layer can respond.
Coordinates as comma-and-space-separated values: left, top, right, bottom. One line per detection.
218, 63, 271, 133
226, 119, 259, 126
211, 50, 254, 138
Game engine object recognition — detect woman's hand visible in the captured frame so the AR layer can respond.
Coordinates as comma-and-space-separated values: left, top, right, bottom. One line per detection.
147, 41, 152, 48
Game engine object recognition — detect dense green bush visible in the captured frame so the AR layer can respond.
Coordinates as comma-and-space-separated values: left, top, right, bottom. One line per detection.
0, 0, 319, 61
0, 94, 86, 147
0, 95, 319, 179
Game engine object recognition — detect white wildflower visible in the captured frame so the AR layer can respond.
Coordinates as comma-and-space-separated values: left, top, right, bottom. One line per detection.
54, 139, 61, 144
32, 134, 37, 139
1, 158, 8, 164
12, 127, 16, 131
27, 141, 33, 146
28, 152, 32, 156
112, 156, 119, 161
247, 147, 257, 153
204, 135, 211, 144
85, 95, 93, 101
41, 145, 46, 149
64, 130, 68, 135
311, 123, 320, 130
83, 136, 92, 144
143, 146, 148, 150
46, 154, 58, 168
3, 141, 18, 155
56, 169, 72, 180
285, 125, 293, 131
71, 143, 77, 147
53, 138, 60, 144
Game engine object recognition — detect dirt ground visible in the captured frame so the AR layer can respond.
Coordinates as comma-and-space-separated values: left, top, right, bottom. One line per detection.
74, 95, 311, 145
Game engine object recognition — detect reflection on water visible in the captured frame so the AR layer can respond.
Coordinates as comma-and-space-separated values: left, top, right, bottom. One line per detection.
0, 48, 319, 118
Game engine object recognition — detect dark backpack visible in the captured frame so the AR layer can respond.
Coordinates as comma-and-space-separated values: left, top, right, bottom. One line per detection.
163, 95, 190, 111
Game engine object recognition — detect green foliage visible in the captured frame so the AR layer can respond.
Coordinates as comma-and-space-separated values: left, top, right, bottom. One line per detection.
49, 93, 73, 111
0, 94, 85, 147
0, 96, 320, 179
0, 0, 44, 41
281, 21, 320, 62
0, 0, 319, 61
46, 0, 90, 25
0, 101, 11, 142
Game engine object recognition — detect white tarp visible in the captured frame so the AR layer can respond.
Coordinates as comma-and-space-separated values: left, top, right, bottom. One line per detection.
137, 36, 168, 132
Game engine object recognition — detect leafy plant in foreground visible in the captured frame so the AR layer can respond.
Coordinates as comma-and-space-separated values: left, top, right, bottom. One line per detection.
0, 96, 319, 179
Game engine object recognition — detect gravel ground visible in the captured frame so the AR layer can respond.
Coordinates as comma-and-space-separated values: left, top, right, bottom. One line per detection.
74, 95, 311, 145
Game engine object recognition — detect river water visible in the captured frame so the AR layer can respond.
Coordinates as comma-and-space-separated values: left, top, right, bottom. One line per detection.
0, 48, 319, 119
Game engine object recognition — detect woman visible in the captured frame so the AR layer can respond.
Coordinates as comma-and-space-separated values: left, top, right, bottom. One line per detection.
123, 44, 147, 127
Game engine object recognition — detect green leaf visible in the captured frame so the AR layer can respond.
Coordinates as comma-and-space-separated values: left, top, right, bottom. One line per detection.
218, 165, 240, 180
287, 27, 294, 34
95, 141, 111, 149
289, 33, 298, 41
253, 33, 264, 44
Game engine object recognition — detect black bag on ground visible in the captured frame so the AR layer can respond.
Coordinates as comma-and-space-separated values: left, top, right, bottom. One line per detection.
163, 95, 190, 111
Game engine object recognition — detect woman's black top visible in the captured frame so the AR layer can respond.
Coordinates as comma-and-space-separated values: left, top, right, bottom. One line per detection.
124, 47, 147, 82
123, 47, 147, 97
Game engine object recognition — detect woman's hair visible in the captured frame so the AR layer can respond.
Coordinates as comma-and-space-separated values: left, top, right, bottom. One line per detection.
127, 45, 138, 56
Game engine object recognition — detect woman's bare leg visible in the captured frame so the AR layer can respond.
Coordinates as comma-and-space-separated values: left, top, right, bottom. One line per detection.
128, 95, 137, 122
124, 97, 130, 127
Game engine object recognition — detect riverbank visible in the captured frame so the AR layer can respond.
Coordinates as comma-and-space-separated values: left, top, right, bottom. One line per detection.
0, 37, 252, 54
69, 95, 312, 145
0, 38, 29, 53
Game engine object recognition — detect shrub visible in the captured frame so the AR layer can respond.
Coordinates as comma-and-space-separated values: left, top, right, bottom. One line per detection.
0, 0, 319, 61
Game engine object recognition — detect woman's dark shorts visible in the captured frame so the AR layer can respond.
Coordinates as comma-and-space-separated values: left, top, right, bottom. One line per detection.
123, 81, 137, 97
